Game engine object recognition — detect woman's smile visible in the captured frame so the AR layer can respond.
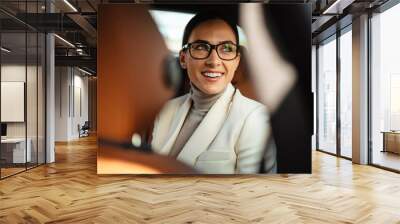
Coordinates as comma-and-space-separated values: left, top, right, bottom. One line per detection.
201, 71, 224, 81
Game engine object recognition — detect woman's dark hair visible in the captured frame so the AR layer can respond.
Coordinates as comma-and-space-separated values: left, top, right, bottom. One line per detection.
181, 12, 239, 47
176, 12, 240, 97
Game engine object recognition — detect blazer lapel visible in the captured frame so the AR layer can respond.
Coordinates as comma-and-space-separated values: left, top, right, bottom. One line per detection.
177, 84, 235, 166
158, 95, 191, 155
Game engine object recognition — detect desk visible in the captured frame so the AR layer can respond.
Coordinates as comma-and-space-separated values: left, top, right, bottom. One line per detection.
382, 131, 400, 154
98, 145, 195, 174
1, 138, 31, 163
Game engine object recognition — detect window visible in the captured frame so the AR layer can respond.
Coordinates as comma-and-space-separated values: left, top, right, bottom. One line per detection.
339, 28, 352, 158
149, 10, 248, 54
149, 10, 195, 53
317, 36, 337, 154
370, 2, 400, 171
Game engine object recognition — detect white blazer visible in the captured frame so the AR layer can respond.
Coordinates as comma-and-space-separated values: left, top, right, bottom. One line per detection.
151, 84, 272, 174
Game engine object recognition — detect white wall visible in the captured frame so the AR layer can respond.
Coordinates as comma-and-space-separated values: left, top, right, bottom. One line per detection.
1, 82, 25, 122
72, 73, 89, 138
1, 64, 26, 81
1, 65, 26, 142
1, 63, 46, 163
1, 65, 26, 130
1, 65, 38, 137
55, 66, 70, 141
55, 67, 89, 141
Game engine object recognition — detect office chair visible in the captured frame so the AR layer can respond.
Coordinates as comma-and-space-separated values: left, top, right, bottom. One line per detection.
79, 121, 90, 138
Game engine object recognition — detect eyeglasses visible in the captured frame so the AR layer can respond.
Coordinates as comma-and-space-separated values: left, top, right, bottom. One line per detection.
182, 41, 240, 61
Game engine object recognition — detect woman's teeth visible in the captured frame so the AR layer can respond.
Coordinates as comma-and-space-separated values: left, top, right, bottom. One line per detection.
203, 72, 222, 78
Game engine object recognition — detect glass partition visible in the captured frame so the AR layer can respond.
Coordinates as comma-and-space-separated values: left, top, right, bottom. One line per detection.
0, 1, 46, 179
339, 28, 352, 158
370, 3, 400, 171
317, 36, 337, 154
27, 30, 38, 169
38, 32, 45, 165
1, 30, 28, 177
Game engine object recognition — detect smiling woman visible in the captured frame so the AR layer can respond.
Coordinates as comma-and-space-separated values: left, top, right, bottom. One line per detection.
151, 12, 276, 174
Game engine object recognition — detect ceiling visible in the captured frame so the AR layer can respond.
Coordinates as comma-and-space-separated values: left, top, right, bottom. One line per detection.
0, 0, 393, 74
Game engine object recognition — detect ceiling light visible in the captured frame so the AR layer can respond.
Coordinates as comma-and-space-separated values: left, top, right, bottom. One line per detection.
54, 34, 75, 48
78, 67, 93, 76
322, 0, 354, 15
1, 47, 11, 53
63, 0, 78, 12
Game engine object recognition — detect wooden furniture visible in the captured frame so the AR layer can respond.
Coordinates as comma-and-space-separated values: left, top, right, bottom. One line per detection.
382, 131, 400, 154
98, 145, 195, 174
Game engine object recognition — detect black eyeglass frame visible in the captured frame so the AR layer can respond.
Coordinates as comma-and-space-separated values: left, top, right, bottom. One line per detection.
182, 41, 240, 61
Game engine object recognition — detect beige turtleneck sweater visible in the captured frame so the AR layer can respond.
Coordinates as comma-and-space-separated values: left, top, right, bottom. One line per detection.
168, 84, 225, 158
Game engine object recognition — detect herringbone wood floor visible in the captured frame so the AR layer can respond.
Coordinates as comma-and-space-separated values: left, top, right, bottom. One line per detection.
1, 136, 400, 224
